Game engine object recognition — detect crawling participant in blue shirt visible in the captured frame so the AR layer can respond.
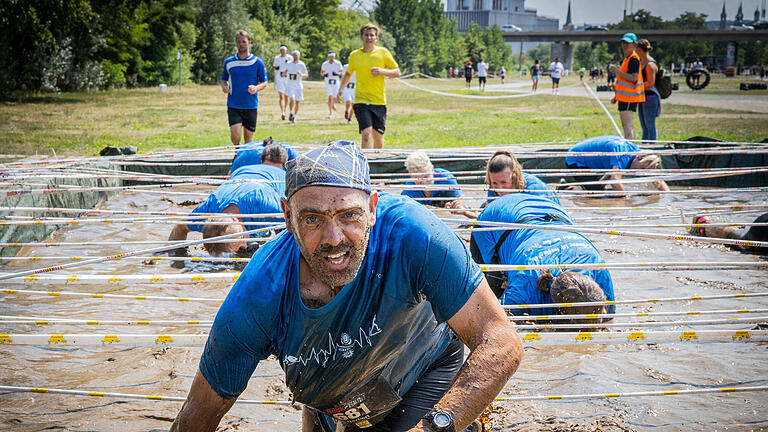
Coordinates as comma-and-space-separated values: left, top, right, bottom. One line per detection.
171, 141, 523, 432
484, 150, 561, 206
470, 193, 615, 320
229, 143, 289, 196
167, 170, 283, 261
564, 135, 669, 193
229, 137, 300, 174
401, 151, 477, 218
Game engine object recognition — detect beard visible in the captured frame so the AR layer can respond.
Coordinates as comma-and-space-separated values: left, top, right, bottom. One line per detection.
296, 227, 370, 290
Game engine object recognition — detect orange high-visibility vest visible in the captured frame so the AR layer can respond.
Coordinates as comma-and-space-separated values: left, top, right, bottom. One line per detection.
614, 51, 645, 103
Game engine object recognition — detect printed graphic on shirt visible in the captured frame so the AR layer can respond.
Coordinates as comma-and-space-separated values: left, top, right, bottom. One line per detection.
284, 315, 382, 367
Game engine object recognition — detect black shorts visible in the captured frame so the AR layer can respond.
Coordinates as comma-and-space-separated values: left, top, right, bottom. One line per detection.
746, 213, 768, 242
227, 107, 258, 132
313, 336, 464, 432
353, 103, 387, 135
618, 101, 638, 112
551, 77, 560, 84
478, 76, 486, 84
567, 163, 608, 191
465, 75, 472, 83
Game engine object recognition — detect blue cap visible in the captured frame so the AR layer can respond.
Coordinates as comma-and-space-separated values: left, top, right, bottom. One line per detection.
285, 140, 371, 199
621, 33, 638, 43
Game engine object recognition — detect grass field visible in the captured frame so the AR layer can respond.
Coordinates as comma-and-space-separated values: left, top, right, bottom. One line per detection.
1, 74, 766, 156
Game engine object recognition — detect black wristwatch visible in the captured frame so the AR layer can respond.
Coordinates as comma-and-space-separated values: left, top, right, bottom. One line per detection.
424, 409, 455, 432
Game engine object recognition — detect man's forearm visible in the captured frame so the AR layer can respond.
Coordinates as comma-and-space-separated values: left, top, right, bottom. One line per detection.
254, 81, 268, 92
383, 68, 401, 78
432, 324, 522, 429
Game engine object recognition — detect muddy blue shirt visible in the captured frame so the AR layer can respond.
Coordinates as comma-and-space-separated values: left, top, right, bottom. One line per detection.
199, 194, 483, 427
221, 54, 267, 109
230, 164, 286, 197
188, 183, 282, 235
473, 194, 614, 316
486, 173, 561, 205
230, 140, 300, 173
565, 135, 639, 170
402, 167, 460, 207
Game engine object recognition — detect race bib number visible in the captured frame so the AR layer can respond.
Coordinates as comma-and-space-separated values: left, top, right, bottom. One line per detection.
319, 375, 401, 428
347, 82, 355, 89
289, 73, 297, 80
328, 79, 336, 85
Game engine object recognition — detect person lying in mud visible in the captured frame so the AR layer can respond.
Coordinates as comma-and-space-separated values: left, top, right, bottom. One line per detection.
171, 140, 523, 432
470, 193, 615, 322
562, 135, 669, 195
689, 213, 768, 255
401, 150, 477, 218
167, 159, 284, 263
229, 136, 299, 174
484, 150, 561, 207
228, 143, 289, 196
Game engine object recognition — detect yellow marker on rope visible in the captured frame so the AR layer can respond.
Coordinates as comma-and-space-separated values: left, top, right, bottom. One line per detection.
137, 321, 149, 325
102, 335, 120, 343
47, 291, 60, 296
48, 335, 66, 343
25, 275, 37, 281
66, 275, 79, 282
0, 334, 11, 343
191, 275, 205, 281
680, 331, 698, 341
605, 393, 620, 398
628, 332, 645, 341
547, 395, 563, 400
733, 330, 750, 339
31, 388, 48, 393
35, 321, 48, 325
523, 333, 541, 341
155, 335, 173, 343
150, 276, 163, 282
178, 298, 190, 302
663, 391, 678, 395
134, 296, 147, 300
721, 388, 737, 392
108, 276, 122, 282
88, 391, 105, 397
91, 294, 104, 298
4, 290, 17, 294
576, 332, 593, 341
86, 321, 99, 325
147, 395, 163, 400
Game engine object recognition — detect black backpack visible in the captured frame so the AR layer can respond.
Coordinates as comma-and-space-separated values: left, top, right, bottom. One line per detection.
654, 64, 672, 99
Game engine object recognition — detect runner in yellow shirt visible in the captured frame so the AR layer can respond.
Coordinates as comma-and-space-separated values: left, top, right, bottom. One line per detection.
337, 23, 401, 149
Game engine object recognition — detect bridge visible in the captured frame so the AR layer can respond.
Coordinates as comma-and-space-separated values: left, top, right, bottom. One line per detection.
501, 29, 768, 43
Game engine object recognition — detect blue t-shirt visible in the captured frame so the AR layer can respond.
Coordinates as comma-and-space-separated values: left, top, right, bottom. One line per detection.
401, 167, 460, 206
230, 140, 300, 173
486, 173, 561, 205
230, 164, 286, 197
565, 135, 639, 170
221, 54, 267, 109
473, 194, 614, 316
189, 183, 282, 235
199, 194, 483, 426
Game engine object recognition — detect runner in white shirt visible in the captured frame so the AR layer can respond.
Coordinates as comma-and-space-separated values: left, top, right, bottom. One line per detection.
320, 52, 343, 119
548, 57, 565, 95
477, 59, 488, 91
285, 50, 308, 124
342, 63, 356, 124
272, 46, 291, 120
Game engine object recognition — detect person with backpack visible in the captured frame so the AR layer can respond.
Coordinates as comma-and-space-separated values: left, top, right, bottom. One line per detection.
636, 39, 660, 142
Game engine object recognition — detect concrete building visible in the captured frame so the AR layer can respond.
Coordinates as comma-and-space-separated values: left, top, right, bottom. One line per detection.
444, 0, 559, 33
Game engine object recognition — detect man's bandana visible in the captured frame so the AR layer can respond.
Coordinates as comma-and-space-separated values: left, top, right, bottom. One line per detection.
285, 140, 371, 199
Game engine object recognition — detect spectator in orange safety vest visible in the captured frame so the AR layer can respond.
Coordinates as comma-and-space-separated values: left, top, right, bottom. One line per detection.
608, 33, 645, 140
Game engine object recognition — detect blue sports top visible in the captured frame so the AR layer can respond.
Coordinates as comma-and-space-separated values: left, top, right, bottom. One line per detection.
487, 173, 561, 205
230, 140, 300, 173
199, 194, 483, 427
221, 54, 267, 109
565, 135, 639, 170
188, 182, 282, 235
473, 194, 614, 316
230, 164, 286, 197
401, 167, 460, 206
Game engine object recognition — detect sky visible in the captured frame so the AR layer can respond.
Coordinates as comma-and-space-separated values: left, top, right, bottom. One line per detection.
524, 0, 765, 25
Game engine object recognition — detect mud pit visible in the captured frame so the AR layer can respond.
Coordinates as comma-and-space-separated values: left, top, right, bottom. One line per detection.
1, 184, 767, 431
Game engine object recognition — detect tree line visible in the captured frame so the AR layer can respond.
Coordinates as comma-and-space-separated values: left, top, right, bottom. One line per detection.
0, 0, 512, 99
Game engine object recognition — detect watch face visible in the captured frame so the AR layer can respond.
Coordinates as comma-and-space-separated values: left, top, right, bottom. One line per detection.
433, 412, 452, 428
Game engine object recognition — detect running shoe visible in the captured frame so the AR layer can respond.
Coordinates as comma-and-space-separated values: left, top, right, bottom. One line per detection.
689, 215, 710, 236
288, 113, 295, 123
344, 110, 349, 121
281, 112, 286, 120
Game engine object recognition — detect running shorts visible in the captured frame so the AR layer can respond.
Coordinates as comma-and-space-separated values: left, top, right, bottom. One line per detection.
618, 101, 638, 112
325, 78, 340, 97
551, 77, 560, 84
275, 73, 288, 94
478, 76, 486, 84
353, 104, 387, 135
343, 86, 355, 103
287, 84, 304, 101
227, 108, 258, 132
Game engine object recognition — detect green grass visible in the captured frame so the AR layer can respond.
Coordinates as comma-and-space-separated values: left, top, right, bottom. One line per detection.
0, 75, 766, 157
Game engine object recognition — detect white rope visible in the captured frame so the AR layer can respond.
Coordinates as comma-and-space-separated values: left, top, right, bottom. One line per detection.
582, 80, 622, 135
